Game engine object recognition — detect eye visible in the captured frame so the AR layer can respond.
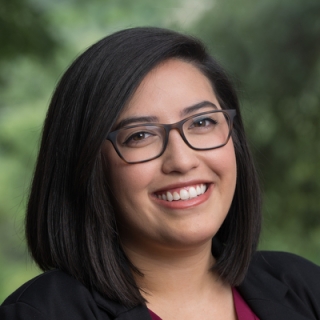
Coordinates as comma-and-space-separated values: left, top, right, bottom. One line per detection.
125, 131, 152, 142
190, 117, 217, 128
129, 132, 150, 141
122, 130, 157, 147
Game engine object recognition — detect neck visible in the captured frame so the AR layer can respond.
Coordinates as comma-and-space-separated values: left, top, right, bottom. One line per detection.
123, 240, 236, 320
123, 240, 222, 299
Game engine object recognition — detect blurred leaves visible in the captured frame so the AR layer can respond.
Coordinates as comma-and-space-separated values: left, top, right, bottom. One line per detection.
0, 0, 187, 303
191, 0, 320, 259
0, 0, 320, 304
0, 0, 59, 60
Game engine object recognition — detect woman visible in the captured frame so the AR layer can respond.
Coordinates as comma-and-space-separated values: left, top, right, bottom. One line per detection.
1, 27, 320, 320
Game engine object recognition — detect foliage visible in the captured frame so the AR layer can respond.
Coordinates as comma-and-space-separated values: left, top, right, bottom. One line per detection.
1, 0, 319, 304
191, 0, 320, 260
0, 0, 192, 303
0, 0, 58, 61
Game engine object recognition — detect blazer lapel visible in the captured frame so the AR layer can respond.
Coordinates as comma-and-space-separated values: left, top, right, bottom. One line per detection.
239, 255, 316, 320
92, 290, 151, 320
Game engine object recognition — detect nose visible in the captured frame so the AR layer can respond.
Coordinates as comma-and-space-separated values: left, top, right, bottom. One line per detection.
161, 129, 200, 174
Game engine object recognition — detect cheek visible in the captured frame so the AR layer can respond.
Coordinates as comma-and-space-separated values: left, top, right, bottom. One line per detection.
212, 141, 237, 197
106, 161, 159, 234
110, 164, 155, 195
226, 145, 237, 203
224, 142, 237, 181
104, 145, 157, 206
224, 146, 237, 180
209, 139, 237, 174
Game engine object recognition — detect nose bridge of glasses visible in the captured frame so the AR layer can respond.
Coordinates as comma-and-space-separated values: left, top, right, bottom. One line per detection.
163, 121, 189, 149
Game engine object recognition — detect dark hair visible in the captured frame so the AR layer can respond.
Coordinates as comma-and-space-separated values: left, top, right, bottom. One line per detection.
26, 27, 261, 307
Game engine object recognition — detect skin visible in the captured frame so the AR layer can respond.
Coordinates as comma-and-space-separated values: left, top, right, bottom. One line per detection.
103, 59, 237, 319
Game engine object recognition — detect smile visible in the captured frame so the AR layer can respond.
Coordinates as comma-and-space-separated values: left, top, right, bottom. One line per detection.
155, 184, 208, 202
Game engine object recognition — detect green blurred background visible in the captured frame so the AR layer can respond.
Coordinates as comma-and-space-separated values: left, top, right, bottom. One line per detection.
1, 0, 319, 303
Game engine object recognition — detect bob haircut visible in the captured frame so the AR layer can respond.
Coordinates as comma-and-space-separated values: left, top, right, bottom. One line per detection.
26, 27, 261, 307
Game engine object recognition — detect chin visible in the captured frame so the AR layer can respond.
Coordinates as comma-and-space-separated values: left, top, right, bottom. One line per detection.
163, 226, 219, 249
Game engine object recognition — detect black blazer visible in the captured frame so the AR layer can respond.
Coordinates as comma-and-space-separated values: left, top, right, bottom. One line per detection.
1, 251, 320, 319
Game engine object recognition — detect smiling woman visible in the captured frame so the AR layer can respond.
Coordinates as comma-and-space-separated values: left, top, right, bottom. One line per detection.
103, 59, 237, 261
1, 27, 320, 320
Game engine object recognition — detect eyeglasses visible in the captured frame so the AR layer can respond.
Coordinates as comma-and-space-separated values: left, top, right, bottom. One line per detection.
107, 109, 236, 164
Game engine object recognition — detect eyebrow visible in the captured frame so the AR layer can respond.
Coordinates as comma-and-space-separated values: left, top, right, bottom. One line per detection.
114, 100, 218, 130
180, 101, 218, 117
113, 116, 159, 130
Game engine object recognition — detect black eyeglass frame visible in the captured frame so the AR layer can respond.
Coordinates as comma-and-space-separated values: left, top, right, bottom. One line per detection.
106, 109, 237, 164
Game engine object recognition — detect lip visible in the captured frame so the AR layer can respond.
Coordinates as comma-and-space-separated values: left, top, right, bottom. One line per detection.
153, 180, 212, 194
151, 182, 213, 210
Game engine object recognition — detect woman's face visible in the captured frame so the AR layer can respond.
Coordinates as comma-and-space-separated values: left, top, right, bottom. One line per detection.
103, 59, 237, 255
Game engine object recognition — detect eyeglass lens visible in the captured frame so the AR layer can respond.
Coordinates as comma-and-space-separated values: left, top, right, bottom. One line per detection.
114, 111, 232, 163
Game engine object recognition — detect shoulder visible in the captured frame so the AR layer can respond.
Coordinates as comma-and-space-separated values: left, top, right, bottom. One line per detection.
0, 270, 150, 320
2, 269, 93, 306
250, 250, 320, 276
0, 270, 103, 320
248, 251, 320, 295
239, 252, 320, 318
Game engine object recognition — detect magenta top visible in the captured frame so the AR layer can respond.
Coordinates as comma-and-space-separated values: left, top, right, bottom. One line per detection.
232, 287, 260, 320
148, 288, 259, 320
148, 309, 162, 320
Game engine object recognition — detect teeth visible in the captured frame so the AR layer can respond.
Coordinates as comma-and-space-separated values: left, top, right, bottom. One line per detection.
173, 192, 180, 200
166, 191, 173, 202
189, 187, 197, 198
180, 189, 189, 200
157, 184, 207, 202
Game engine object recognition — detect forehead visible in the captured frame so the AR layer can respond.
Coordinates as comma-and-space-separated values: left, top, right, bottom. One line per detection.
117, 59, 220, 123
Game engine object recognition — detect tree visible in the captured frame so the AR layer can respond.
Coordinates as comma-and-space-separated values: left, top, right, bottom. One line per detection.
192, 0, 320, 261
0, 0, 59, 84
0, 0, 188, 302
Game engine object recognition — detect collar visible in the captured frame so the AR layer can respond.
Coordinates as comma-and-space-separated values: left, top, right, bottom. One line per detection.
92, 290, 151, 320
238, 252, 316, 320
